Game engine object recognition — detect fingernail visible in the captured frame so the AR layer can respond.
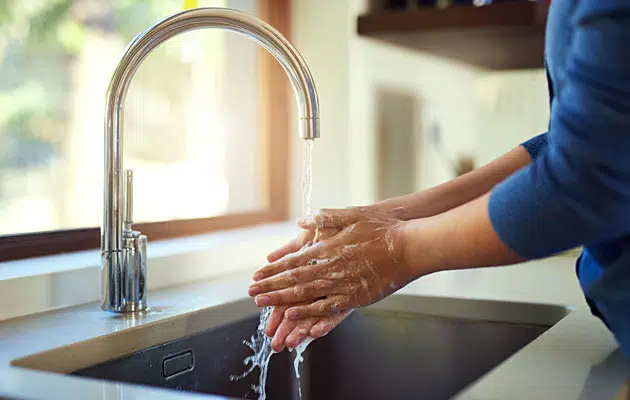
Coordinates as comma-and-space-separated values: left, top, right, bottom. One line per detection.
253, 271, 264, 281
286, 309, 300, 320
297, 217, 306, 225
316, 328, 330, 338
313, 323, 331, 338
256, 295, 271, 307
248, 285, 261, 296
271, 339, 282, 352
265, 324, 276, 337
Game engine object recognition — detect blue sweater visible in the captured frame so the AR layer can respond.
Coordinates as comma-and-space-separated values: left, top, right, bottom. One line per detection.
488, 0, 630, 357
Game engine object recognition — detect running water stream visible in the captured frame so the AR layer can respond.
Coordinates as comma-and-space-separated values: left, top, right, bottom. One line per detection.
287, 140, 315, 397
302, 140, 314, 216
231, 140, 316, 399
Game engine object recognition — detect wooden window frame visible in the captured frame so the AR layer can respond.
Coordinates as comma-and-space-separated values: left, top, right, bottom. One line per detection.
0, 0, 291, 262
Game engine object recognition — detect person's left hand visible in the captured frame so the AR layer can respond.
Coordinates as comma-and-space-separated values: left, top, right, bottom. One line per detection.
249, 207, 414, 320
265, 304, 352, 352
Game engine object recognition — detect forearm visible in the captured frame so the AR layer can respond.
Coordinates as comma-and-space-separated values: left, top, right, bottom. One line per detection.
400, 192, 525, 278
370, 146, 532, 220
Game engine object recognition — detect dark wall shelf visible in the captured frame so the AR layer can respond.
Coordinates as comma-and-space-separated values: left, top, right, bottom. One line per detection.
357, 1, 550, 70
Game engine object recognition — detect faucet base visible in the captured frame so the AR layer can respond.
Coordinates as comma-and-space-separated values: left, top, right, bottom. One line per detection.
120, 301, 147, 313
100, 230, 147, 313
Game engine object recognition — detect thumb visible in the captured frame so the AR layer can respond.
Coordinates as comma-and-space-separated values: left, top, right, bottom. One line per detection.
314, 227, 339, 242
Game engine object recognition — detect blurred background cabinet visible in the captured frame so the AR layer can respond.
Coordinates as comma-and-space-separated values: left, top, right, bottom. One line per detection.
359, 1, 549, 69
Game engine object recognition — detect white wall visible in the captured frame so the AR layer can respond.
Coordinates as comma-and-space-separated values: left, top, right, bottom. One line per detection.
347, 3, 481, 202
290, 0, 550, 218
290, 0, 352, 217
474, 70, 550, 165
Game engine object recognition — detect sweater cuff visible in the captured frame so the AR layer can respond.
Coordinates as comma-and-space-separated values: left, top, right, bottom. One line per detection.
521, 132, 549, 159
488, 161, 578, 260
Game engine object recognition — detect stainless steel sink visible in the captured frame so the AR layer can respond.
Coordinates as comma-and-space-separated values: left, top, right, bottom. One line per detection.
11, 295, 570, 400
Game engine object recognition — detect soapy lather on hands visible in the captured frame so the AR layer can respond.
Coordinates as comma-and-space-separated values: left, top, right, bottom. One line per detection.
262, 226, 351, 352
251, 207, 413, 351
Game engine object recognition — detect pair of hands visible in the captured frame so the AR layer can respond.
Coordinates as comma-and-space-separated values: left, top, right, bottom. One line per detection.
250, 207, 414, 352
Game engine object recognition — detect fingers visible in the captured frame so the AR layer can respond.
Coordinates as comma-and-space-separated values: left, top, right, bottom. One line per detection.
285, 295, 350, 320
265, 306, 287, 338
271, 315, 297, 352
253, 244, 321, 282
253, 279, 336, 307
266, 231, 313, 263
286, 317, 317, 349
313, 227, 339, 243
270, 307, 353, 351
250, 265, 311, 298
265, 227, 336, 274
267, 239, 302, 263
264, 220, 340, 285
310, 310, 352, 338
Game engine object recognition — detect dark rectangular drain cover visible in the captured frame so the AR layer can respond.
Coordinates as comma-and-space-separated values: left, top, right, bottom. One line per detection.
162, 350, 194, 379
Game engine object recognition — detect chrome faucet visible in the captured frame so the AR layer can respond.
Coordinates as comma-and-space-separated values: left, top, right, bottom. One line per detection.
101, 8, 320, 312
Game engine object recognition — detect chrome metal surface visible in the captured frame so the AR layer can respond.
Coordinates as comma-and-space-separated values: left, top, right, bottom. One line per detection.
120, 169, 147, 311
101, 7, 320, 312
123, 170, 133, 233
121, 231, 147, 312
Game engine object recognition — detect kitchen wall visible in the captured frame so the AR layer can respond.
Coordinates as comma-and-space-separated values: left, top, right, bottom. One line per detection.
289, 0, 352, 215
289, 0, 550, 218
474, 69, 550, 165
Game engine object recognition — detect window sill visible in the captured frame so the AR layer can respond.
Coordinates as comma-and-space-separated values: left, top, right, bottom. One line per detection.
0, 222, 297, 321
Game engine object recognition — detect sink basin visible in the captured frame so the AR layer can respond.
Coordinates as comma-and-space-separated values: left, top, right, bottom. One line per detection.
12, 295, 570, 400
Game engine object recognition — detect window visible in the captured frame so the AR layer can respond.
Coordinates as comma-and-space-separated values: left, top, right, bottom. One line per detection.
0, 0, 290, 261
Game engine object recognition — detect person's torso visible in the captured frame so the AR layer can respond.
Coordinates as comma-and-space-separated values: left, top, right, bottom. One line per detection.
545, 0, 630, 358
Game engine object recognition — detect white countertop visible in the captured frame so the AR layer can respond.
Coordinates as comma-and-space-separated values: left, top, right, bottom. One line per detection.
0, 232, 628, 399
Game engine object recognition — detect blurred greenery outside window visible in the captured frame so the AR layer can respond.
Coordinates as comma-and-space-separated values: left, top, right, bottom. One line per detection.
0, 0, 263, 238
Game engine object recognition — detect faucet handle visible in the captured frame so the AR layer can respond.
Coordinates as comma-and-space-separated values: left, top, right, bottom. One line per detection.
122, 168, 147, 312
124, 169, 134, 231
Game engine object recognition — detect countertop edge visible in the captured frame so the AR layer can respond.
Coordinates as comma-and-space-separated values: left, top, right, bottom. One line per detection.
1, 257, 627, 399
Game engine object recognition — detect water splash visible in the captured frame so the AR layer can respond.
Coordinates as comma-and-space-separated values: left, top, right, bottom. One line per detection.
290, 337, 315, 400
230, 307, 275, 399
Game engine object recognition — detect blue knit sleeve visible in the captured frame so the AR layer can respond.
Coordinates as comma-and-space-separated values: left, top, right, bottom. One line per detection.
489, 3, 630, 259
521, 132, 548, 159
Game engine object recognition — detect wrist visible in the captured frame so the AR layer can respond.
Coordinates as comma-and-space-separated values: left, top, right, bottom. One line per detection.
395, 220, 420, 282
396, 219, 442, 281
364, 202, 408, 220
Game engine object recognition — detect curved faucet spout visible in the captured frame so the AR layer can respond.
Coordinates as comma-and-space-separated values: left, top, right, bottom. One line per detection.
101, 8, 320, 312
